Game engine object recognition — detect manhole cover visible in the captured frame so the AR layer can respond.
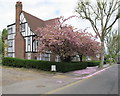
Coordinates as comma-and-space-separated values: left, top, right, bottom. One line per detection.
36, 85, 45, 88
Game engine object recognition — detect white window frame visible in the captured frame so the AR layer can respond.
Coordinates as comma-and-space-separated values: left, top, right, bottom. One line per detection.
28, 37, 31, 45
8, 28, 12, 35
8, 41, 13, 47
40, 53, 50, 61
8, 53, 13, 57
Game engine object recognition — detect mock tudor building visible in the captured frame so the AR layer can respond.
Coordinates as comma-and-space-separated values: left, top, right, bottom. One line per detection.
7, 1, 61, 61
7, 1, 80, 62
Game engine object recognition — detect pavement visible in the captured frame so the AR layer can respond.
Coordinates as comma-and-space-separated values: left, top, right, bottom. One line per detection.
49, 64, 118, 94
1, 63, 116, 94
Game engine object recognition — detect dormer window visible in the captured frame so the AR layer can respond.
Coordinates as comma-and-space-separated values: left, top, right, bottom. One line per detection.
20, 23, 25, 32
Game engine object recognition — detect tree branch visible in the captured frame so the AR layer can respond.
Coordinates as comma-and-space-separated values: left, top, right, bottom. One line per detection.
106, 16, 118, 31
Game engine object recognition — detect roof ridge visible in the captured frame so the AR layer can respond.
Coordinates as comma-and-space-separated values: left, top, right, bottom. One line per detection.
45, 17, 59, 22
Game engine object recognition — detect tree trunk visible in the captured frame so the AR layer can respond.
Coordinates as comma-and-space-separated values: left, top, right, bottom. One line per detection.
60, 56, 64, 62
60, 55, 72, 62
99, 41, 104, 68
109, 54, 112, 65
64, 56, 71, 62
79, 54, 83, 62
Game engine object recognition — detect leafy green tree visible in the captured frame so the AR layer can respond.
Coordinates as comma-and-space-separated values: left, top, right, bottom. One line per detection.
75, 0, 120, 68
0, 34, 2, 55
1, 29, 8, 57
2, 29, 8, 40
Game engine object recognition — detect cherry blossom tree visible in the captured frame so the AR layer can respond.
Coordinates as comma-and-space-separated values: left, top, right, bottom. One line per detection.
35, 16, 100, 62
72, 30, 101, 61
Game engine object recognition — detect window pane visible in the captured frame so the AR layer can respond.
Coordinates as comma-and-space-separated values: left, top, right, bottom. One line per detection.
41, 53, 50, 61
8, 28, 12, 34
28, 37, 31, 45
8, 41, 13, 47
8, 53, 13, 57
20, 23, 25, 32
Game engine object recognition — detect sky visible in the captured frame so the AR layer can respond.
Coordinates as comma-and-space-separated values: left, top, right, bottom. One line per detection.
0, 0, 93, 34
0, 0, 118, 36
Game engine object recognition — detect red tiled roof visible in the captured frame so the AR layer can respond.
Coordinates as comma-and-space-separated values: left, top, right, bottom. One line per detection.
22, 11, 45, 32
45, 18, 59, 25
22, 11, 59, 34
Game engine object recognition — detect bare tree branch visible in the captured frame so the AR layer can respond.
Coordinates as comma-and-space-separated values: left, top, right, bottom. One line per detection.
75, 0, 120, 68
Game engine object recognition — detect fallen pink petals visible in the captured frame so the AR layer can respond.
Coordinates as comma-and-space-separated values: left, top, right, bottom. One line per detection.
74, 77, 83, 80
74, 66, 110, 80
56, 80, 64, 84
73, 67, 98, 75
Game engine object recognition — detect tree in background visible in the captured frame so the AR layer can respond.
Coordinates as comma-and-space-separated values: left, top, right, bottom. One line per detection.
35, 16, 100, 62
0, 34, 2, 55
75, 0, 120, 68
105, 30, 120, 64
1, 29, 8, 57
73, 29, 100, 62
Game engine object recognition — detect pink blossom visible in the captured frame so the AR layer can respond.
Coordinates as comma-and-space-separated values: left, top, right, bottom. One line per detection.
73, 67, 98, 75
35, 16, 101, 61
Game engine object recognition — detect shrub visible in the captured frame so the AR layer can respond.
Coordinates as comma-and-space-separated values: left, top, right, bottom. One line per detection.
56, 62, 88, 72
105, 59, 114, 63
2, 57, 101, 72
2, 57, 88, 72
86, 61, 100, 67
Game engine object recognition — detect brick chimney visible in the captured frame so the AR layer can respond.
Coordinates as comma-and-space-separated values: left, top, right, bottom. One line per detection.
15, 1, 25, 59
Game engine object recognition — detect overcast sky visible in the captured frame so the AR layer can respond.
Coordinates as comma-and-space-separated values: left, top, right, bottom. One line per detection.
0, 0, 118, 36
0, 0, 93, 33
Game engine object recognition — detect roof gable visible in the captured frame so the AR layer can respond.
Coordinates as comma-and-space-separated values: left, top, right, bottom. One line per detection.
22, 11, 59, 34
22, 11, 45, 32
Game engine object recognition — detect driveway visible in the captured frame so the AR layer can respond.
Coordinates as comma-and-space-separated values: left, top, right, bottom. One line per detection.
2, 66, 77, 94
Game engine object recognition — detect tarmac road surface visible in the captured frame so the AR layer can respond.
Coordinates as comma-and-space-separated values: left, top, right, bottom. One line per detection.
48, 64, 119, 94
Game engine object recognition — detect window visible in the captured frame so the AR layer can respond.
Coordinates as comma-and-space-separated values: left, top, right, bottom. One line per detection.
8, 41, 13, 47
8, 28, 12, 34
27, 37, 31, 51
33, 40, 36, 51
41, 53, 50, 61
55, 55, 60, 62
8, 53, 13, 57
33, 40, 39, 52
20, 23, 25, 32
36, 41, 38, 46
27, 53, 31, 59
28, 37, 31, 45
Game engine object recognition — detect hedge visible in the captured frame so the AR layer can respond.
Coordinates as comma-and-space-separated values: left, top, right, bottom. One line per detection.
72, 61, 100, 67
2, 57, 100, 72
86, 61, 100, 67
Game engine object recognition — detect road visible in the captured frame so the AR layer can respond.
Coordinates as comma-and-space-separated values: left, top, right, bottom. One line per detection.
46, 64, 119, 94
1, 64, 119, 94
